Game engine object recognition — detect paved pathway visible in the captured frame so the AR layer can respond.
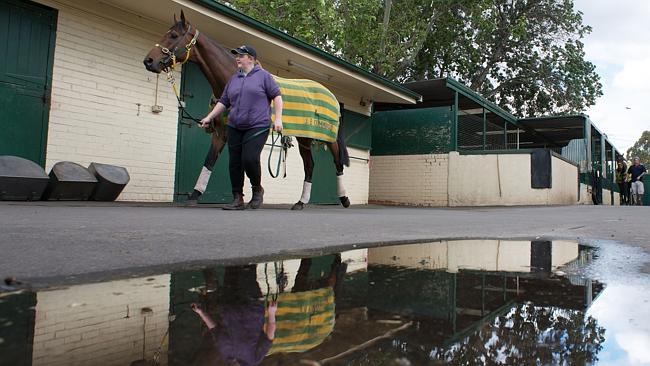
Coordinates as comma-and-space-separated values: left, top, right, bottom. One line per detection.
1, 202, 648, 284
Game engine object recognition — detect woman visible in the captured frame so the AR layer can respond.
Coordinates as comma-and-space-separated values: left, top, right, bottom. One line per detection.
200, 45, 283, 210
191, 265, 278, 366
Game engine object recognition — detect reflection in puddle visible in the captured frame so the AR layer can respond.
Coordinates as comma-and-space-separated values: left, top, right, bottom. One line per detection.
0, 239, 646, 365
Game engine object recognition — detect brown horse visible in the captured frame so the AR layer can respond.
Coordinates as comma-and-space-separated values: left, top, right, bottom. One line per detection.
143, 11, 350, 210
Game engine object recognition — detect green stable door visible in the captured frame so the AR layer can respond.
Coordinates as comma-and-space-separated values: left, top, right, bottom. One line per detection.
175, 62, 337, 204
0, 0, 57, 166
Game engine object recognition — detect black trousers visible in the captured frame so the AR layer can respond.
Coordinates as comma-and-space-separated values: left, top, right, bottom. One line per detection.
227, 126, 269, 195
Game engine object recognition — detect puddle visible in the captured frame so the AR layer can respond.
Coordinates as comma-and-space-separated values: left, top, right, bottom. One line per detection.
0, 239, 648, 365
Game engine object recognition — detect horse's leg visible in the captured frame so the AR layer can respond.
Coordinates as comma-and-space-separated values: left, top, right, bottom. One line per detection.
188, 125, 227, 204
326, 141, 351, 208
292, 137, 314, 211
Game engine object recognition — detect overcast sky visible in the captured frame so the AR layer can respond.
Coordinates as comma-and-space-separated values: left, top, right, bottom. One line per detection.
573, 0, 650, 154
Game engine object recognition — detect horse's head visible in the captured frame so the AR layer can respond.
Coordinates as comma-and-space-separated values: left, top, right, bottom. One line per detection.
143, 10, 198, 73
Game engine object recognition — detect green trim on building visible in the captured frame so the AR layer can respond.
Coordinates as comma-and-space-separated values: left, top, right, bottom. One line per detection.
191, 0, 421, 102
445, 78, 517, 124
452, 91, 459, 151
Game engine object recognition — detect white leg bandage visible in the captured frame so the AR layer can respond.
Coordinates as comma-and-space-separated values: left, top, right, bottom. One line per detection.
300, 181, 312, 203
337, 175, 347, 197
194, 166, 212, 194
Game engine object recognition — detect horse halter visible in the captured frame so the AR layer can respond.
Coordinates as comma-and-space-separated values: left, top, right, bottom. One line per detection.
154, 24, 200, 74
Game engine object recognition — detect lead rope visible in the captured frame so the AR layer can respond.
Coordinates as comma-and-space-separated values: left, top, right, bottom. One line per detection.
151, 328, 169, 365
268, 129, 287, 178
159, 28, 203, 125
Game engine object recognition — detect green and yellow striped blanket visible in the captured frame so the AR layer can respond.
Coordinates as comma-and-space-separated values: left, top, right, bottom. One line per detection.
209, 75, 341, 142
265, 287, 335, 354
272, 75, 340, 143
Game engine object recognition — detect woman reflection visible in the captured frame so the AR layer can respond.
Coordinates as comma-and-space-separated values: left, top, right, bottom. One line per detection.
191, 265, 277, 366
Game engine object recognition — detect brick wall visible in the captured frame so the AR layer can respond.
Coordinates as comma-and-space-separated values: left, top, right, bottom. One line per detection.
38, 0, 181, 202
369, 154, 449, 206
36, 0, 373, 204
32, 275, 170, 366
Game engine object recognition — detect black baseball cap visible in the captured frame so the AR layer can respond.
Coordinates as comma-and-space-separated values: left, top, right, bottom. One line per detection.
231, 45, 257, 58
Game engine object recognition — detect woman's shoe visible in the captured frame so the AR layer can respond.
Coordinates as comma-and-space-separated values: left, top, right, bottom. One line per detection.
247, 186, 264, 209
223, 193, 245, 210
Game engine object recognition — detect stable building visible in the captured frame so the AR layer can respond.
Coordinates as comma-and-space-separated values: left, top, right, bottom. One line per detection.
517, 115, 624, 205
369, 78, 622, 207
1, 0, 419, 204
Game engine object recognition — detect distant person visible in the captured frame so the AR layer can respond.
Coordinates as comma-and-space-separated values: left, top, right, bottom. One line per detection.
627, 157, 647, 205
615, 158, 629, 205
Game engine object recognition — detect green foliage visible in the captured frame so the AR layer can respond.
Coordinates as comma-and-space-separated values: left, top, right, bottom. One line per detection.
410, 0, 603, 117
342, 304, 605, 365
626, 131, 650, 163
218, 0, 602, 117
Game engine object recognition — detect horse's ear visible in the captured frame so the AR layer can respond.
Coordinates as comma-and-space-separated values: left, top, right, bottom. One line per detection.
180, 10, 186, 27
173, 13, 178, 24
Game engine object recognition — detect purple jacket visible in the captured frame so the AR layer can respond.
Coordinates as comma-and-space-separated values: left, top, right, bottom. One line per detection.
210, 302, 272, 366
219, 65, 281, 130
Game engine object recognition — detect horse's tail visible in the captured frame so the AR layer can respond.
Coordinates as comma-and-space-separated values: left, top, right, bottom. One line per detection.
337, 118, 350, 167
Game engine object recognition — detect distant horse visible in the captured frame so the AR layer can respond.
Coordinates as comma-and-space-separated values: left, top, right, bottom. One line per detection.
143, 11, 350, 210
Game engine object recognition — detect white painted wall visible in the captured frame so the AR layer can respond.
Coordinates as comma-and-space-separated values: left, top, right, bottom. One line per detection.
602, 189, 621, 206
447, 152, 578, 206
254, 145, 369, 205
369, 152, 579, 206
551, 241, 580, 269
32, 275, 170, 366
578, 183, 592, 205
368, 154, 449, 206
256, 249, 367, 294
37, 0, 181, 202
367, 241, 449, 270
368, 240, 580, 273
578, 185, 621, 206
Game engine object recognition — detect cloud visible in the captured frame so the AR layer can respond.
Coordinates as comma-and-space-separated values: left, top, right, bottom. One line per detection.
612, 59, 650, 92
615, 332, 650, 364
588, 284, 650, 365
574, 0, 650, 153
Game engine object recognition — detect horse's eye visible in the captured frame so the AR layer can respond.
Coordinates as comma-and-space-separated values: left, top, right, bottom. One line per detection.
170, 32, 178, 39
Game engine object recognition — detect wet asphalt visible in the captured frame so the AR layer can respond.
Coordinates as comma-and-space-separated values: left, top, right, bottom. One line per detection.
0, 202, 648, 286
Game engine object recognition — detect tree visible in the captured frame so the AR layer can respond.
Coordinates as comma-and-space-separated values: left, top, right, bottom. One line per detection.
219, 0, 602, 117
409, 0, 602, 117
220, 0, 444, 77
626, 131, 650, 163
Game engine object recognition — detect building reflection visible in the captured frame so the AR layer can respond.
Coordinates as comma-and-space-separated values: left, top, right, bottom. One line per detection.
0, 240, 604, 365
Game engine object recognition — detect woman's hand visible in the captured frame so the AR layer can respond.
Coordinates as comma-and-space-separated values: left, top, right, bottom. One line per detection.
199, 116, 212, 129
199, 102, 226, 129
190, 303, 203, 314
273, 118, 283, 133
